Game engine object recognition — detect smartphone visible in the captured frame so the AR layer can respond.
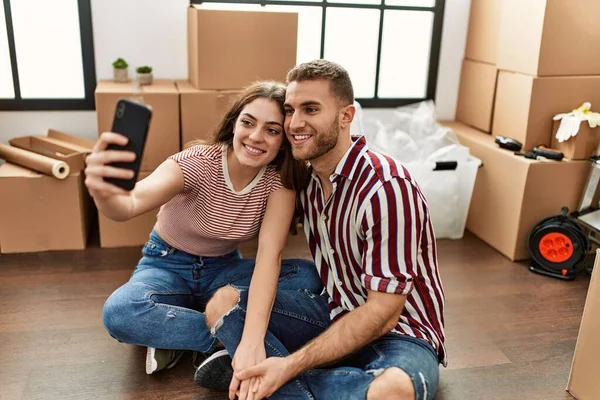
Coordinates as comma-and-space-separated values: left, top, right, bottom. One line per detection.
104, 99, 152, 191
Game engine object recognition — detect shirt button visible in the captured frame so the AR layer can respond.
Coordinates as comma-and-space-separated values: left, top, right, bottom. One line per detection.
329, 248, 335, 255
321, 215, 327, 221
337, 280, 343, 286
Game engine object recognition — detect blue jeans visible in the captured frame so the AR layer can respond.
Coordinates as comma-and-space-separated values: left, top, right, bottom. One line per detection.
214, 288, 440, 400
102, 230, 323, 353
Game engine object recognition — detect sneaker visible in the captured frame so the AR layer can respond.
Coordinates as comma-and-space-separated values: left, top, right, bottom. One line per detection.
194, 349, 233, 390
191, 351, 206, 370
145, 347, 185, 375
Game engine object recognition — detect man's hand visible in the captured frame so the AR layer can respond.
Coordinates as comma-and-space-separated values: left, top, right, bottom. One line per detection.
235, 357, 295, 400
229, 340, 267, 400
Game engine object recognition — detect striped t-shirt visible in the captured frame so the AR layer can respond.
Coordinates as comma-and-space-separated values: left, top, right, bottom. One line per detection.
298, 136, 447, 365
155, 143, 283, 256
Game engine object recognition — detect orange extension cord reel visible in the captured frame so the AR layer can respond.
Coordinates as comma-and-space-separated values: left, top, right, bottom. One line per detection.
528, 207, 590, 280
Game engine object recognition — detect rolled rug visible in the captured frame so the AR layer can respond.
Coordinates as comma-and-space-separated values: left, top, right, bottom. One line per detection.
0, 143, 70, 179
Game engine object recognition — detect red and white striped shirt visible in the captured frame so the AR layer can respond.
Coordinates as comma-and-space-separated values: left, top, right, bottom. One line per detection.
298, 136, 447, 365
156, 143, 282, 257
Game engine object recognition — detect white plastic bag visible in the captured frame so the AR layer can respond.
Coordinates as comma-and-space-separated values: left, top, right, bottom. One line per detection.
363, 100, 459, 163
362, 101, 480, 239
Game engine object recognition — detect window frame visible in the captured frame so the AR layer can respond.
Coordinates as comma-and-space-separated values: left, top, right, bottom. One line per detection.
191, 0, 445, 108
0, 0, 97, 111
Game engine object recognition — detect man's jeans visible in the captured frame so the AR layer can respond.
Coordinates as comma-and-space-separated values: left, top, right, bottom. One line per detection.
102, 230, 323, 353
214, 287, 440, 400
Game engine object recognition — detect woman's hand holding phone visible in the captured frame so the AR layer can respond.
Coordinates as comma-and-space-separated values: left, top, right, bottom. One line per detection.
85, 132, 137, 200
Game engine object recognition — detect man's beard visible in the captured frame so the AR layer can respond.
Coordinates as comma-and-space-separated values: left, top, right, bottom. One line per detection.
292, 116, 339, 162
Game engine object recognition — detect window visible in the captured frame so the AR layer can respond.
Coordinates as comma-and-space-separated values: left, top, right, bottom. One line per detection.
191, 0, 445, 107
0, 0, 96, 111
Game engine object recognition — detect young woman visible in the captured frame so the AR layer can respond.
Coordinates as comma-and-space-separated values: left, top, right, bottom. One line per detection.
84, 81, 322, 377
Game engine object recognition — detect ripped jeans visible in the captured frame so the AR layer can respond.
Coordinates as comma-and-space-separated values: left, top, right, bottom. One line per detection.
214, 288, 440, 400
102, 230, 323, 354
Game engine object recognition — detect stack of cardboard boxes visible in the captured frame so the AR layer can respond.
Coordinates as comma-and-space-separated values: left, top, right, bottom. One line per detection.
178, 5, 297, 147
0, 131, 96, 253
93, 5, 298, 249
449, 0, 600, 261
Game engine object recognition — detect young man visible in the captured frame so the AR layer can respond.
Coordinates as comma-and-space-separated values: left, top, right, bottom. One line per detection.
195, 60, 446, 400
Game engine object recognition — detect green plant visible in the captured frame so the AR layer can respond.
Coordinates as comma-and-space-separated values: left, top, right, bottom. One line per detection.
112, 58, 128, 69
136, 66, 152, 74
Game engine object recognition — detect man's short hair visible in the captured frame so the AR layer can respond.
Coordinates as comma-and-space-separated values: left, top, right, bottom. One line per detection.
286, 59, 354, 106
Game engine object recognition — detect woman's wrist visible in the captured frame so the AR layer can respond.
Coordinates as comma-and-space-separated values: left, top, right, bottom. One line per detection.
240, 330, 266, 347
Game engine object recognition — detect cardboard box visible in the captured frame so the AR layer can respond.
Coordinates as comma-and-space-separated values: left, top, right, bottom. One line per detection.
0, 163, 91, 254
497, 0, 600, 76
443, 121, 589, 261
95, 80, 180, 171
464, 0, 501, 64
456, 60, 498, 133
551, 120, 600, 161
98, 172, 158, 248
176, 80, 240, 148
492, 72, 600, 151
188, 6, 298, 90
566, 249, 600, 399
9, 129, 96, 173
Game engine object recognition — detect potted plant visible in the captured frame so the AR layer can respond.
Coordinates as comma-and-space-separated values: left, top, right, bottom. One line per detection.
112, 58, 129, 82
136, 66, 153, 85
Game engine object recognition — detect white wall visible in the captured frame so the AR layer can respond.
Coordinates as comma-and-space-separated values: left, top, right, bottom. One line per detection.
0, 0, 470, 144
433, 0, 471, 120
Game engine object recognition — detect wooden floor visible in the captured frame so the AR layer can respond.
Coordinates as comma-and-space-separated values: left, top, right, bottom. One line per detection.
0, 231, 591, 400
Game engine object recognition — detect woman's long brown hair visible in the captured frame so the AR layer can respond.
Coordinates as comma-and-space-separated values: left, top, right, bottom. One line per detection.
185, 80, 310, 192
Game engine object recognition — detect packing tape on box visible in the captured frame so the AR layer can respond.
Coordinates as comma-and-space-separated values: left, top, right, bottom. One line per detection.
0, 144, 70, 179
